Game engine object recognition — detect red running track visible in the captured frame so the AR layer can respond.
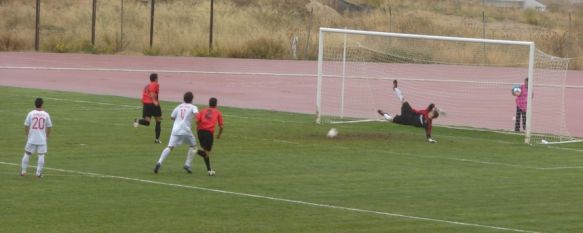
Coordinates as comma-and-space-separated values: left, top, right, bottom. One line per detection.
1, 52, 582, 138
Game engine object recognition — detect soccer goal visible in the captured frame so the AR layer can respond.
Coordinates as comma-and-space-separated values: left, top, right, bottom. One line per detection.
316, 27, 577, 145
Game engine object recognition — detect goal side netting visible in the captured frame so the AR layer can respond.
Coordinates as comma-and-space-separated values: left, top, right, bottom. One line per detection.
316, 27, 577, 144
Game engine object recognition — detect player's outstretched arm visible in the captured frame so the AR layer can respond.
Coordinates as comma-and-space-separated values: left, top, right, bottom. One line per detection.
425, 125, 436, 143
217, 126, 223, 139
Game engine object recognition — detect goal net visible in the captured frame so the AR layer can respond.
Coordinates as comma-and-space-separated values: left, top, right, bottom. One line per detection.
316, 27, 576, 144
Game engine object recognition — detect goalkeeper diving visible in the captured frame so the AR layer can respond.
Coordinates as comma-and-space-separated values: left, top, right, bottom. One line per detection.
377, 80, 443, 143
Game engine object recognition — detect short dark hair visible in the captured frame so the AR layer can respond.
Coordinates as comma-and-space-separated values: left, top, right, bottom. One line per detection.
35, 97, 43, 108
427, 103, 435, 112
209, 97, 218, 107
150, 73, 158, 82
183, 91, 193, 103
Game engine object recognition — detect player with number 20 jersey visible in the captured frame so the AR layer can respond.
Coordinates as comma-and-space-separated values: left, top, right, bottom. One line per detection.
21, 98, 52, 177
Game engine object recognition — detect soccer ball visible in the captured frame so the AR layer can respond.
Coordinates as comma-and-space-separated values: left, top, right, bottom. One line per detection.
512, 86, 522, 96
327, 128, 338, 138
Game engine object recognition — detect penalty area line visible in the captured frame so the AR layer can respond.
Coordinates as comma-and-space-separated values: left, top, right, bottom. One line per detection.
0, 161, 541, 233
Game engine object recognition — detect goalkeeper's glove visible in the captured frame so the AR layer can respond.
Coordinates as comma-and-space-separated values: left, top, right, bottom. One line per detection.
428, 138, 437, 143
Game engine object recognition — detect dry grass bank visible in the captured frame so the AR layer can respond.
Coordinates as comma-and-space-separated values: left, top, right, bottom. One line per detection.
0, 0, 581, 68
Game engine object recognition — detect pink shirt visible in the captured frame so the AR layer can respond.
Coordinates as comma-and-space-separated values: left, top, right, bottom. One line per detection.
515, 84, 528, 111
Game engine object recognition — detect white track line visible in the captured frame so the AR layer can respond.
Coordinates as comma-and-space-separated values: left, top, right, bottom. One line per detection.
538, 166, 583, 170
450, 158, 583, 170
547, 146, 583, 153
4, 65, 583, 89
0, 171, 107, 178
0, 161, 541, 233
444, 158, 541, 170
39, 96, 308, 124
0, 66, 315, 78
42, 97, 140, 109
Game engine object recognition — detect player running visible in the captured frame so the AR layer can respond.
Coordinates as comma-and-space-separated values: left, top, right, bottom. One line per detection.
377, 80, 440, 143
134, 73, 163, 144
21, 98, 53, 177
196, 97, 224, 176
154, 92, 198, 174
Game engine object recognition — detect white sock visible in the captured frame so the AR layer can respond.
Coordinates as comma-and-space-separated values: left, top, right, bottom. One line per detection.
394, 87, 404, 102
185, 148, 195, 167
157, 148, 171, 164
21, 153, 30, 174
383, 113, 393, 121
36, 154, 45, 176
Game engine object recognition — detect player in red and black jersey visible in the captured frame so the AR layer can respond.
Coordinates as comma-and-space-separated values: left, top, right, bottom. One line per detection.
377, 80, 440, 143
133, 73, 163, 143
196, 97, 224, 176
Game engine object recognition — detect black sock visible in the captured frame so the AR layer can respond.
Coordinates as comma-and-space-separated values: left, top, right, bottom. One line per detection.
155, 121, 161, 139
197, 150, 208, 157
203, 156, 211, 171
139, 119, 150, 126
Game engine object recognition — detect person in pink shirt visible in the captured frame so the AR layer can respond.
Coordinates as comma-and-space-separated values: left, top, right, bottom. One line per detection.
515, 78, 528, 132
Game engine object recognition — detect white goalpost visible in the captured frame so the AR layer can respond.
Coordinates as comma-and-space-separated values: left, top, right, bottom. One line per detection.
316, 27, 577, 145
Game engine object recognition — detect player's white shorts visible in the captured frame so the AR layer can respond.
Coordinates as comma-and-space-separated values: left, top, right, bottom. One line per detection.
168, 134, 197, 148
25, 143, 47, 154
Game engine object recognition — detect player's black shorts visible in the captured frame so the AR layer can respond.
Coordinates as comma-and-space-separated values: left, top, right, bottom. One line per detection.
197, 130, 214, 151
393, 102, 423, 128
142, 103, 162, 118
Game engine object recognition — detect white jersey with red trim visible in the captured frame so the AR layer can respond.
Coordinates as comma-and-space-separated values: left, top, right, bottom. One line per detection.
24, 110, 52, 145
170, 103, 198, 136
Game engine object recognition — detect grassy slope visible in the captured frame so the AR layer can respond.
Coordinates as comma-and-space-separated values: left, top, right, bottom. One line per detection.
0, 86, 582, 233
0, 0, 581, 68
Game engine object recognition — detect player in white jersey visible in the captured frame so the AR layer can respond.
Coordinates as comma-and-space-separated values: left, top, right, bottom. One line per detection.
154, 91, 199, 174
21, 98, 53, 177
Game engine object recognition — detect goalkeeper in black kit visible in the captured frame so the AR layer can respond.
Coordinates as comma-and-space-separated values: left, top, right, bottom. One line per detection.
377, 80, 441, 143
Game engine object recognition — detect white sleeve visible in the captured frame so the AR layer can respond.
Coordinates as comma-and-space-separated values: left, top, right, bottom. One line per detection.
171, 106, 179, 119
191, 105, 198, 114
45, 113, 53, 128
24, 112, 32, 126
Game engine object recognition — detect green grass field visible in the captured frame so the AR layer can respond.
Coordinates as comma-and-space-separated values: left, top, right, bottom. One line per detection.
1, 86, 582, 233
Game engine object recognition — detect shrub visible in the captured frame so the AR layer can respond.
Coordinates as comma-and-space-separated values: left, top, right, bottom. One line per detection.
228, 38, 286, 59
524, 9, 539, 25
0, 31, 26, 51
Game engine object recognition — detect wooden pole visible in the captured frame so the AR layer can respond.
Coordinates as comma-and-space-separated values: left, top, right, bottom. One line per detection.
209, 0, 214, 51
389, 6, 392, 32
91, 0, 97, 45
35, 0, 40, 51
120, 0, 124, 51
150, 0, 155, 48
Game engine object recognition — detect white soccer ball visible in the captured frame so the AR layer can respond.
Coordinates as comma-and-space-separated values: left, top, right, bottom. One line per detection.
512, 86, 522, 96
327, 128, 338, 138
541, 139, 549, 144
